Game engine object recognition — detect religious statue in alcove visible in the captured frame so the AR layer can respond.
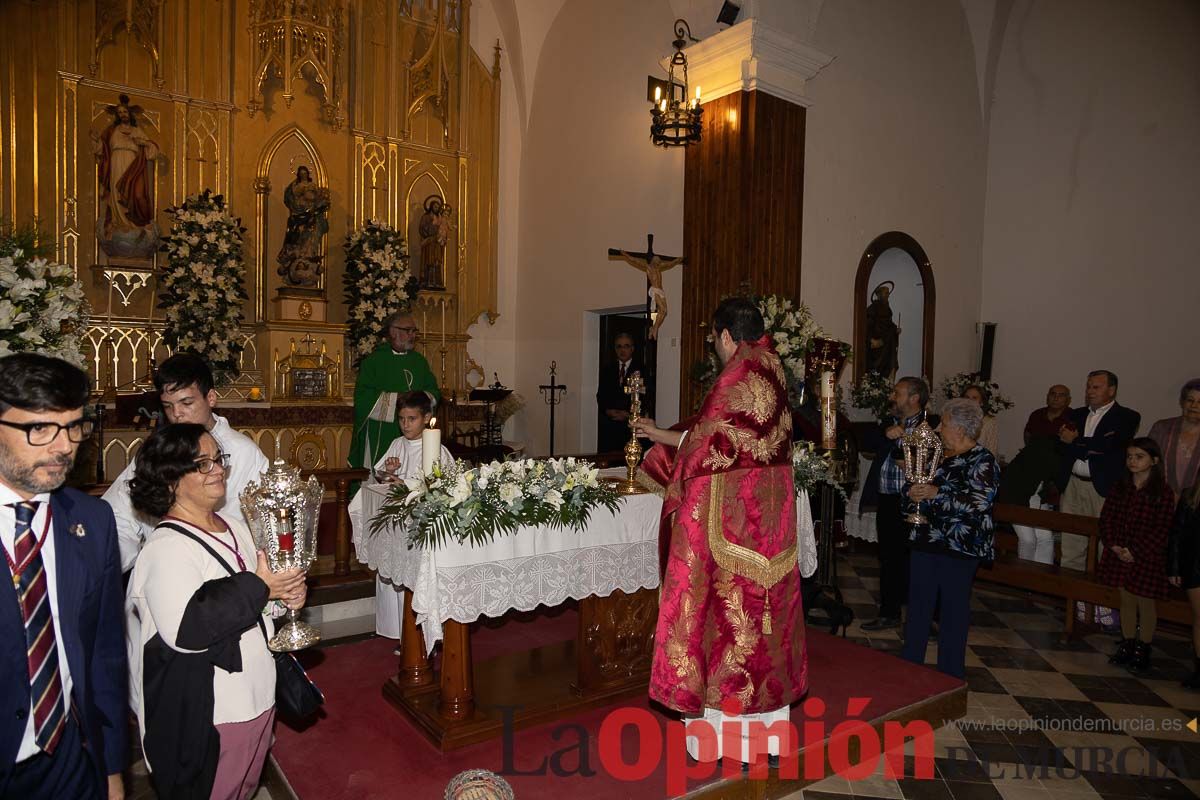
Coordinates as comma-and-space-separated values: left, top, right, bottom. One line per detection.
90, 94, 163, 260
607, 234, 685, 340
418, 194, 454, 289
865, 280, 901, 380
276, 166, 330, 288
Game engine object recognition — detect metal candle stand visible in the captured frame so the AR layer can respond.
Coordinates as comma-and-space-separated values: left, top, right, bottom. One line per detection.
803, 338, 855, 635
538, 362, 567, 456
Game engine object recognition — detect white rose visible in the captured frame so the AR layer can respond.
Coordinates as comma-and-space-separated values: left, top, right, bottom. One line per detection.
449, 475, 472, 507
499, 483, 521, 504
543, 489, 563, 510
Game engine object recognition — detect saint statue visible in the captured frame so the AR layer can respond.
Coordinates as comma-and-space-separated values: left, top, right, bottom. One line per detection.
418, 194, 452, 289
607, 234, 685, 340
865, 280, 901, 379
90, 94, 162, 259
276, 165, 331, 288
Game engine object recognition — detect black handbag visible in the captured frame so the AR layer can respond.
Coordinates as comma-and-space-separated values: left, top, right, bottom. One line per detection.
159, 522, 325, 720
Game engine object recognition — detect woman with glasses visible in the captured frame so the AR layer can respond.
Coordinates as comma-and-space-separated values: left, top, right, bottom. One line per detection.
124, 423, 307, 799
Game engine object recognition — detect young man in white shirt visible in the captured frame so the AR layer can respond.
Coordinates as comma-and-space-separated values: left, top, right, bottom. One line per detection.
102, 353, 271, 572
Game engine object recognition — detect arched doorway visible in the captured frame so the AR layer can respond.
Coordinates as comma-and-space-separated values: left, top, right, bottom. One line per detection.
853, 232, 936, 383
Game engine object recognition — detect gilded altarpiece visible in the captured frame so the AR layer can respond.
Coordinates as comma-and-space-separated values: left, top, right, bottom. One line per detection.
0, 0, 500, 474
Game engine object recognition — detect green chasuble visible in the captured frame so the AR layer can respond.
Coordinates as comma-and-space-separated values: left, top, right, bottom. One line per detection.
349, 345, 441, 469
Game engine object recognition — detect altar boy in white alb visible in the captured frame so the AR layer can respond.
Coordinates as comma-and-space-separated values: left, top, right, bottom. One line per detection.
369, 391, 452, 640
102, 353, 271, 572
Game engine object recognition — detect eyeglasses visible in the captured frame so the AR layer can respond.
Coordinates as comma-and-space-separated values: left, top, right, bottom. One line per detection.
0, 418, 95, 446
391, 326, 419, 335
192, 452, 230, 474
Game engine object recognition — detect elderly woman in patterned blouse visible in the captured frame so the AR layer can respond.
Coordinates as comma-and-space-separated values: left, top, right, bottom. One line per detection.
900, 398, 1000, 679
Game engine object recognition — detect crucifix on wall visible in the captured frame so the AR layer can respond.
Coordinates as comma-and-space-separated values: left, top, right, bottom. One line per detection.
607, 233, 685, 341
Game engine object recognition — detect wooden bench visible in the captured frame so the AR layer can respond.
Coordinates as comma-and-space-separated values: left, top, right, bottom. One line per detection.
979, 503, 1192, 637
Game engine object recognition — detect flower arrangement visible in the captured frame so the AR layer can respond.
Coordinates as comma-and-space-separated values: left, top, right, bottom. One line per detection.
371, 456, 621, 549
0, 221, 90, 365
343, 219, 418, 362
940, 372, 1014, 417
852, 371, 894, 422
159, 191, 249, 376
792, 442, 848, 504
692, 294, 842, 406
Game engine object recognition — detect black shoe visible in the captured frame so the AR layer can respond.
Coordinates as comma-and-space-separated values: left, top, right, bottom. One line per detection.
861, 616, 901, 632
1127, 641, 1151, 674
1183, 658, 1200, 689
1109, 638, 1135, 666
830, 607, 854, 637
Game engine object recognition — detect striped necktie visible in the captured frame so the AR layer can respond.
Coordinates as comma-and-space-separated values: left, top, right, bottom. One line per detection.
12, 501, 65, 753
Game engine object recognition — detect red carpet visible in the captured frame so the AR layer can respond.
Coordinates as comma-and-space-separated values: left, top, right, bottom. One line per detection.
273, 612, 962, 799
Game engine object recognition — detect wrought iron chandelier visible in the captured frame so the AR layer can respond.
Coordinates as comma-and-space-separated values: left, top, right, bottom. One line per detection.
650, 19, 702, 147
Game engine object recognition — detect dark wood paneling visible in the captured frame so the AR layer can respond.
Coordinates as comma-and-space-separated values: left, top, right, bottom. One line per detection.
681, 91, 807, 413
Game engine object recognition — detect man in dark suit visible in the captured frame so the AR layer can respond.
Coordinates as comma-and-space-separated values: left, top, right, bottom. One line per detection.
858, 376, 938, 631
596, 333, 643, 452
0, 354, 126, 799
1056, 369, 1141, 570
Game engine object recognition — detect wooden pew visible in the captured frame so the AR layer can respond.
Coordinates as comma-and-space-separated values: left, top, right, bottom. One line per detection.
980, 503, 1192, 637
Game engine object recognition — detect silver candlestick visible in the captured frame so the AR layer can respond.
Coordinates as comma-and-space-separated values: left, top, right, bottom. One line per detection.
241, 460, 324, 651
901, 419, 943, 525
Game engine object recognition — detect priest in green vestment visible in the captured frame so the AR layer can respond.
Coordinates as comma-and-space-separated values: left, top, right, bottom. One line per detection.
349, 310, 441, 470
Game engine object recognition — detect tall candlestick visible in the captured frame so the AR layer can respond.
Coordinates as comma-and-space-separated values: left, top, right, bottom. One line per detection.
441, 301, 446, 348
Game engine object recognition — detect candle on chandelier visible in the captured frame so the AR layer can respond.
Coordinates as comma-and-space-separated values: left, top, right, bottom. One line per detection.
654, 85, 662, 103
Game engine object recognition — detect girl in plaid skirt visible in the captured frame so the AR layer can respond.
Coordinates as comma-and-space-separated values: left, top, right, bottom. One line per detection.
1097, 437, 1176, 673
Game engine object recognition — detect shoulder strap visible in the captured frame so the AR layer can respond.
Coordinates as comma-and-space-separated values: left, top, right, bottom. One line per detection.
158, 521, 272, 647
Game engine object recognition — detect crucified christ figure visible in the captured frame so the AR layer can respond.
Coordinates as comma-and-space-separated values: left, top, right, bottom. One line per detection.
607, 233, 685, 340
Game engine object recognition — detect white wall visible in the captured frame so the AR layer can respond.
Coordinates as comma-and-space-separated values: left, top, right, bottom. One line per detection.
510, 0, 686, 456
980, 0, 1200, 455
800, 0, 989, 396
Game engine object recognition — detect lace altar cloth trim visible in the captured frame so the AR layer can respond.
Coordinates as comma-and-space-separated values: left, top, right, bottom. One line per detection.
351, 474, 816, 653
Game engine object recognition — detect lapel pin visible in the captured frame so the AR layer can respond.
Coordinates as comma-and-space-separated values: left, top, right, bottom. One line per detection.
70, 523, 87, 538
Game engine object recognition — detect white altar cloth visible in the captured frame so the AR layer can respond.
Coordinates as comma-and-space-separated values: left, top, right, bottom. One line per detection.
350, 468, 816, 654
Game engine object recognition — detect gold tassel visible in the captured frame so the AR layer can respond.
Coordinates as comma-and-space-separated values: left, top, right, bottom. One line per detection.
762, 588, 772, 636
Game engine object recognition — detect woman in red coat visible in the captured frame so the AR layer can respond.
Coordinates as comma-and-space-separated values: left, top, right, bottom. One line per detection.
1097, 437, 1176, 673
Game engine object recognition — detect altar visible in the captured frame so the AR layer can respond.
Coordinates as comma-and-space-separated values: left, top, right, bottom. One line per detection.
351, 469, 816, 750
350, 470, 665, 750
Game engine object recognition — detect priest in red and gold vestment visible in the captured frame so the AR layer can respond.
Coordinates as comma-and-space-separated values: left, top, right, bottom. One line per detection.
635, 297, 807, 764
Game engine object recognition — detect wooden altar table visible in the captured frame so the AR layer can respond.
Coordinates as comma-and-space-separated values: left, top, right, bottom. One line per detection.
350, 472, 664, 750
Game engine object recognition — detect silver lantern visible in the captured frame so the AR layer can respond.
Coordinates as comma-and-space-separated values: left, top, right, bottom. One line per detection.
241, 459, 324, 651
901, 419, 944, 526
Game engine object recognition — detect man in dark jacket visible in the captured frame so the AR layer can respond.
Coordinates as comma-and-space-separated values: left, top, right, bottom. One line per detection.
1056, 370, 1141, 570
597, 333, 644, 452
859, 376, 937, 631
0, 354, 127, 800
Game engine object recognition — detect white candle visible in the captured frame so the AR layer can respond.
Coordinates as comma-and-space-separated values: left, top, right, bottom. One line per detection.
820, 370, 834, 398
422, 423, 441, 475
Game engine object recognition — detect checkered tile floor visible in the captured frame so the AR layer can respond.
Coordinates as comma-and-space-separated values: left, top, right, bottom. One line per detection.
783, 548, 1200, 800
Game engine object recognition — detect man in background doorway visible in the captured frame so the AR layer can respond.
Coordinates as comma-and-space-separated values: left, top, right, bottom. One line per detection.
596, 332, 642, 453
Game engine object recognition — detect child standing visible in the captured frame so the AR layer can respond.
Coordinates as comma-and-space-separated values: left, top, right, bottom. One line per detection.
1098, 437, 1176, 673
371, 391, 453, 645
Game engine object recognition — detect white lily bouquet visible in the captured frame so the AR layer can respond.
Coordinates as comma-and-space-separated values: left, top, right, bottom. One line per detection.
371, 457, 622, 549
0, 222, 90, 364
792, 442, 849, 504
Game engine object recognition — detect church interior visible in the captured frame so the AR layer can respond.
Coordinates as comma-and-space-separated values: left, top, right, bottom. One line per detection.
1, 0, 1199, 798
